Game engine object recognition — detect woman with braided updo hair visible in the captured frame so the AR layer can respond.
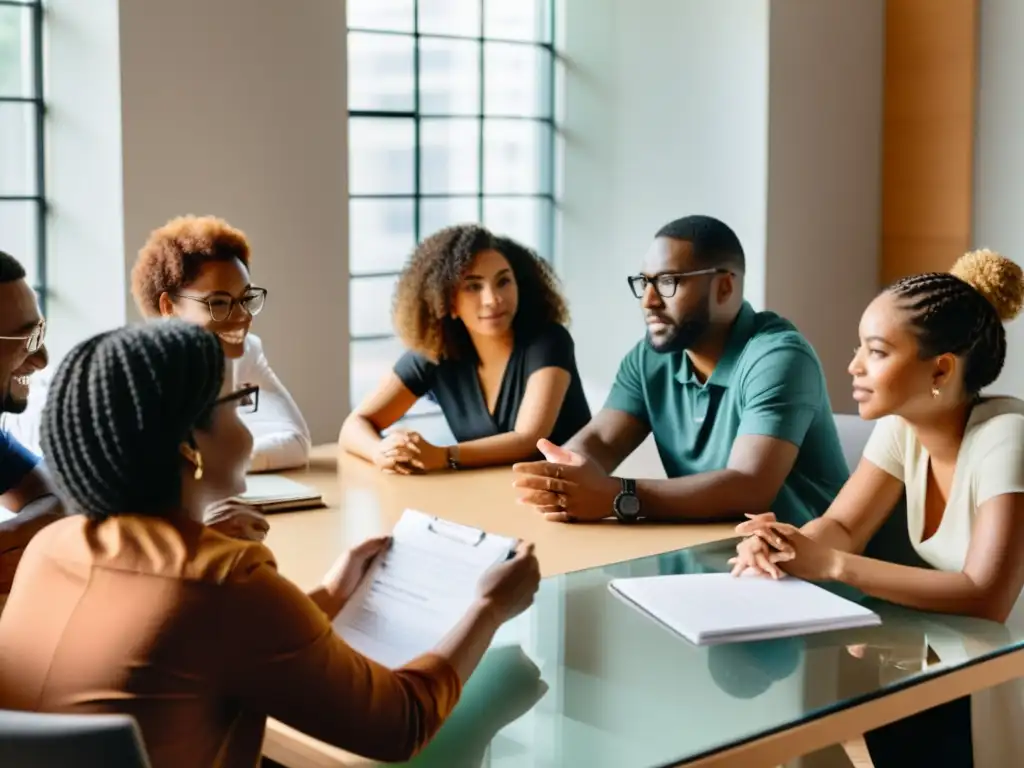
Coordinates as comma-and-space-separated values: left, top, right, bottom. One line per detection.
733, 249, 1024, 767
340, 224, 591, 473
0, 321, 540, 768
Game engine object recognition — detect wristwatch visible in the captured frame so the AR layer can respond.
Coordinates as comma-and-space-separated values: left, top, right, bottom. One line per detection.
613, 478, 641, 523
446, 445, 460, 470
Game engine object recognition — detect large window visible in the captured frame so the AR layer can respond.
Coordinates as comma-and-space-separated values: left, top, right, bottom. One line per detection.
0, 0, 44, 302
347, 0, 556, 410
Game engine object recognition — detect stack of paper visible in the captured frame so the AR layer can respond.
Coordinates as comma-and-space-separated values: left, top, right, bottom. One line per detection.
609, 572, 880, 646
333, 509, 517, 668
234, 475, 324, 513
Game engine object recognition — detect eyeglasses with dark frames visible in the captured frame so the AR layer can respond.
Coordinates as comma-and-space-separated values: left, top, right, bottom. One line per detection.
627, 269, 732, 299
215, 384, 260, 415
173, 287, 268, 322
0, 318, 46, 354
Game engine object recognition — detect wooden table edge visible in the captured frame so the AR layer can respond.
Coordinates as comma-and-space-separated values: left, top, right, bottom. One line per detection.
676, 645, 1024, 767
263, 648, 1024, 768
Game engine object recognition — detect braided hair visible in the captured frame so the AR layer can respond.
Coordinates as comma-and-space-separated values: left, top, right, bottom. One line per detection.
887, 249, 1024, 396
392, 224, 568, 361
39, 320, 225, 520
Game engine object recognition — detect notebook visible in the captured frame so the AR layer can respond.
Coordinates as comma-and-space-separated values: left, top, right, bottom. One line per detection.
333, 509, 518, 668
233, 474, 324, 513
609, 572, 880, 646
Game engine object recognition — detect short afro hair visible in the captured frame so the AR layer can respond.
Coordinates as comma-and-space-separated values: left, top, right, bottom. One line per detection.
655, 215, 746, 272
393, 225, 569, 361
131, 215, 251, 318
0, 250, 26, 283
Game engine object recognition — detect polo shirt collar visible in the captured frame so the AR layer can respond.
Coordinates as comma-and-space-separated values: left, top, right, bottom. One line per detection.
675, 301, 756, 387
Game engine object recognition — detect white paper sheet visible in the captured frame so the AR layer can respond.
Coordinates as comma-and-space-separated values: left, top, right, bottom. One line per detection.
333, 509, 517, 668
610, 572, 881, 646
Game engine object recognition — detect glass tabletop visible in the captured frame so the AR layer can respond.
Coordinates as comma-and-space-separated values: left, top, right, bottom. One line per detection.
402, 537, 1024, 768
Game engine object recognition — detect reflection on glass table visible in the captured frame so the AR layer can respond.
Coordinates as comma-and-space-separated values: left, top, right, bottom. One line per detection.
393, 538, 1024, 768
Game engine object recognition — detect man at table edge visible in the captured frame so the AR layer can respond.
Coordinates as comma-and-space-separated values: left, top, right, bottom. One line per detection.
513, 215, 849, 526
0, 250, 65, 595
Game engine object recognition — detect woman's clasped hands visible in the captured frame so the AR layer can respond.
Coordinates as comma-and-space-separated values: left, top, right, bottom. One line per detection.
728, 512, 844, 582
372, 430, 448, 475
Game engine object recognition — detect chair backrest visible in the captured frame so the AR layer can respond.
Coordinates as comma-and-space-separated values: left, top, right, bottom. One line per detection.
0, 709, 150, 767
833, 412, 875, 472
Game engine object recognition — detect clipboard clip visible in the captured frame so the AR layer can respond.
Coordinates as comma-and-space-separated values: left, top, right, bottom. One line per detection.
426, 516, 486, 547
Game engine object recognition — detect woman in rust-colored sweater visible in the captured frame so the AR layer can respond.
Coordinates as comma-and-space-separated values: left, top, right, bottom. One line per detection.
0, 321, 539, 767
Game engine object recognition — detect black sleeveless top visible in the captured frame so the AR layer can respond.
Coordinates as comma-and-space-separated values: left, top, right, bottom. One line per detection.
393, 323, 591, 446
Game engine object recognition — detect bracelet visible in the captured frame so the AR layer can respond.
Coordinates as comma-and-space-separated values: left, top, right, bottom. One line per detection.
446, 445, 460, 470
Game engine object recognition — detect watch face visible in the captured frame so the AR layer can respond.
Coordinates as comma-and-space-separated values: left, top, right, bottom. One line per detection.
618, 494, 641, 518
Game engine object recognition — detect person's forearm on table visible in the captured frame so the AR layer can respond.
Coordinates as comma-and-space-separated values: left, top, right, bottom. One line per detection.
338, 415, 383, 461
454, 433, 542, 469
0, 494, 64, 552
632, 470, 776, 522
800, 516, 858, 553
836, 554, 1010, 621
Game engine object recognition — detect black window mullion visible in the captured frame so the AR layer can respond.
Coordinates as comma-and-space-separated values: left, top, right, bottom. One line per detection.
547, 0, 557, 262
476, 0, 485, 223
31, 0, 46, 312
412, 0, 422, 244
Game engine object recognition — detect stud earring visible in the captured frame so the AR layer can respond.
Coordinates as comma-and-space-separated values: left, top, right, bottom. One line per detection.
193, 450, 204, 481
931, 386, 941, 398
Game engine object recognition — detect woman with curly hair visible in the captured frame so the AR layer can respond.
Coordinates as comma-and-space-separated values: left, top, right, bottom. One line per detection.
340, 225, 590, 473
731, 249, 1024, 768
130, 214, 311, 474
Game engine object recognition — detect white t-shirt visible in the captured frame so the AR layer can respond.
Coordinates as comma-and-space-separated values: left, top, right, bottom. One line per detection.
863, 396, 1024, 768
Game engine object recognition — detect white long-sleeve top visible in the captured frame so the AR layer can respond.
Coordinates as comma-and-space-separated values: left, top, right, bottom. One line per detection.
1, 333, 311, 473
230, 333, 311, 472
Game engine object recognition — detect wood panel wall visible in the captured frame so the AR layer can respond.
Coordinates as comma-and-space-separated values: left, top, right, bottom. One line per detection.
880, 0, 979, 285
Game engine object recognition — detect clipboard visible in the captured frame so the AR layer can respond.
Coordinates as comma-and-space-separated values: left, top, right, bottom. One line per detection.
332, 509, 518, 668
425, 515, 519, 557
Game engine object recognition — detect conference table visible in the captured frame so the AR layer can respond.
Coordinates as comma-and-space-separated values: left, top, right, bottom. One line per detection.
261, 447, 1024, 767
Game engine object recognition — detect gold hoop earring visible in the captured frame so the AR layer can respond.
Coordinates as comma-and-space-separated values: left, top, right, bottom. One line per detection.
931, 386, 941, 398
193, 450, 204, 481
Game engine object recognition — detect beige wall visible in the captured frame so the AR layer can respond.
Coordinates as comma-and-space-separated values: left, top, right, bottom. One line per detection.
765, 0, 885, 411
47, 0, 350, 443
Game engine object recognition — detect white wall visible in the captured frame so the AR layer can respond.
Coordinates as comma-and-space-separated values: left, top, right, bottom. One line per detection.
45, 0, 127, 362
975, 0, 1024, 397
559, 0, 770, 393
559, 0, 883, 412
46, 0, 349, 443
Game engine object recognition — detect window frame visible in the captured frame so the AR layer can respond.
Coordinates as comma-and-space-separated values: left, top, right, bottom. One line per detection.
0, 0, 46, 310
346, 0, 557, 412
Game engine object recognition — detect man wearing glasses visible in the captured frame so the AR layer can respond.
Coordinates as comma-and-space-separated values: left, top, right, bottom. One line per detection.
0, 251, 63, 599
513, 215, 849, 530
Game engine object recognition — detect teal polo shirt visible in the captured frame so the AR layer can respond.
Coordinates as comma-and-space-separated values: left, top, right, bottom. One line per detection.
605, 301, 849, 526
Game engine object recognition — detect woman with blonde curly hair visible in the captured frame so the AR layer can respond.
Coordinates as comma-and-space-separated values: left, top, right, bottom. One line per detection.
731, 249, 1024, 768
131, 215, 311, 476
340, 225, 590, 473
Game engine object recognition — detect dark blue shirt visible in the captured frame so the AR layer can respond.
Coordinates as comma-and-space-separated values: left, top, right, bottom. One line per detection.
0, 429, 39, 496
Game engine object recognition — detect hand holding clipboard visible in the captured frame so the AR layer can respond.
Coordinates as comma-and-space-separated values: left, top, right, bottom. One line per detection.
332, 510, 540, 669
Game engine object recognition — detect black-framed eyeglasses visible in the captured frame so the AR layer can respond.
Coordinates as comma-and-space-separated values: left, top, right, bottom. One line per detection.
215, 384, 260, 415
0, 318, 46, 354
627, 269, 731, 299
173, 287, 268, 322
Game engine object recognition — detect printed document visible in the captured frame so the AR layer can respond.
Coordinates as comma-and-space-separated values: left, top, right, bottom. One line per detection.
610, 572, 881, 645
333, 509, 517, 668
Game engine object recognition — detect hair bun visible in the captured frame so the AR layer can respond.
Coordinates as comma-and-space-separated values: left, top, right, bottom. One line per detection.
950, 249, 1024, 322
